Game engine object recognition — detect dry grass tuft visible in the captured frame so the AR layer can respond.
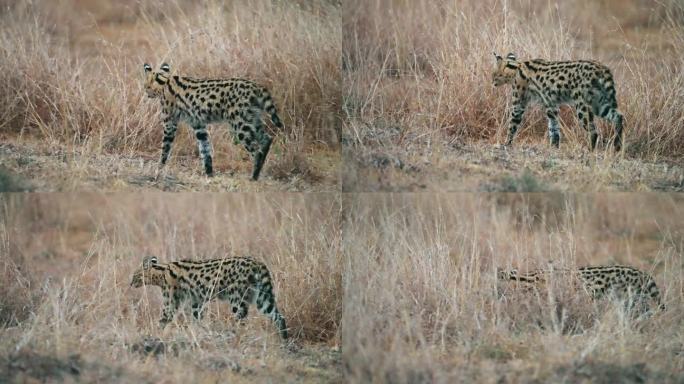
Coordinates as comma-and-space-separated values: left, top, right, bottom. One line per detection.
0, 193, 343, 382
343, 0, 684, 191
0, 0, 340, 190
343, 194, 684, 382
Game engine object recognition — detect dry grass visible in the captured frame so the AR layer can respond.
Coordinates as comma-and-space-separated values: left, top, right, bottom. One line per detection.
343, 0, 684, 191
0, 194, 343, 382
2, 194, 682, 382
0, 0, 341, 191
343, 193, 684, 383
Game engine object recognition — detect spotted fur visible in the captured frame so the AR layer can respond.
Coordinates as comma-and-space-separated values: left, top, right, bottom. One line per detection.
143, 63, 283, 180
492, 52, 623, 151
130, 256, 288, 339
497, 265, 664, 312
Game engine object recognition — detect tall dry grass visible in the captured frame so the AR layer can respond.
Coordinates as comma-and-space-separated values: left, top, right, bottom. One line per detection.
0, 193, 342, 381
0, 0, 340, 176
343, 194, 684, 382
344, 0, 684, 160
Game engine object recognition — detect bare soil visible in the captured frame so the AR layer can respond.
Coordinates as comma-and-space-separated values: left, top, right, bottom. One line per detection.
344, 141, 684, 192
0, 140, 339, 192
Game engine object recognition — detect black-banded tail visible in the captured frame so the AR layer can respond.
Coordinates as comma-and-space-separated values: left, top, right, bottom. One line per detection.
591, 69, 624, 151
644, 278, 666, 311
592, 75, 619, 114
258, 90, 284, 130
254, 267, 288, 339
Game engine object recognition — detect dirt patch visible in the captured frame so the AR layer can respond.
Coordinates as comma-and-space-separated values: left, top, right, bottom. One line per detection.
344, 141, 684, 192
129, 336, 189, 358
551, 360, 683, 384
1, 351, 146, 384
0, 141, 339, 192
126, 337, 342, 382
275, 344, 343, 383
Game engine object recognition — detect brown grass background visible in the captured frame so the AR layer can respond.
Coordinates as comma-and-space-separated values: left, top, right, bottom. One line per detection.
0, 193, 343, 382
343, 193, 683, 382
1, 193, 683, 382
344, 0, 683, 156
0, 0, 341, 189
343, 0, 684, 192
2, 0, 684, 382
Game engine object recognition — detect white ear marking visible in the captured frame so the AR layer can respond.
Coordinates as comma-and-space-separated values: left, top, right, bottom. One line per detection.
143, 256, 158, 269
143, 63, 152, 72
160, 63, 170, 72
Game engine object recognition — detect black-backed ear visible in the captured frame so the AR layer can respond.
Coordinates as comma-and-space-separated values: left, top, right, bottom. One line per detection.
160, 63, 170, 73
143, 256, 158, 269
493, 52, 503, 62
143, 63, 152, 72
506, 52, 517, 61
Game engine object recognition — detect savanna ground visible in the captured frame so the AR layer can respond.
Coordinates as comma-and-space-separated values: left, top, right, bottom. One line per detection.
343, 193, 684, 383
343, 0, 684, 192
0, 0, 341, 192
0, 194, 343, 383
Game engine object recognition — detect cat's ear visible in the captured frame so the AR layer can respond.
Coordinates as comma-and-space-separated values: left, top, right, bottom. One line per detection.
143, 256, 158, 269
